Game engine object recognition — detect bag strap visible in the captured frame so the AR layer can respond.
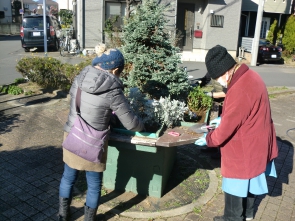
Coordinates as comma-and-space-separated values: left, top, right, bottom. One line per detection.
75, 86, 82, 114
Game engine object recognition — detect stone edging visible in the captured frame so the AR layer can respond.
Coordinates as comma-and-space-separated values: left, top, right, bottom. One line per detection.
98, 169, 218, 219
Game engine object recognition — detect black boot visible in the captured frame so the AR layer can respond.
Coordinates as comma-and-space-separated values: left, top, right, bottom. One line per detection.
223, 192, 244, 221
84, 204, 97, 221
58, 197, 71, 221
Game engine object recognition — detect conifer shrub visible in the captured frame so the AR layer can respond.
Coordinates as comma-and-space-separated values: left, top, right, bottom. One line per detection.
282, 15, 295, 55
266, 19, 278, 45
121, 0, 190, 101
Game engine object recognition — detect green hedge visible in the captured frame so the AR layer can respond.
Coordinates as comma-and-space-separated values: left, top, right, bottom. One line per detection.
16, 57, 91, 91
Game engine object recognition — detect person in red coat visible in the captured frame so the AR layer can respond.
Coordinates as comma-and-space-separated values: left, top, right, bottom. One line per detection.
195, 45, 278, 221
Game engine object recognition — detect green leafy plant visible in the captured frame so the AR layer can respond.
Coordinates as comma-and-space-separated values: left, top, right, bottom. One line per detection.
16, 57, 91, 91
282, 15, 295, 55
58, 9, 73, 28
16, 56, 68, 89
266, 19, 278, 45
7, 85, 23, 95
14, 78, 27, 84
187, 86, 213, 115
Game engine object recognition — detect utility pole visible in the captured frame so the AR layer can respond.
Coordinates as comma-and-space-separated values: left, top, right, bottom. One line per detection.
73, 0, 77, 39
43, 0, 47, 57
250, 0, 265, 66
21, 0, 24, 20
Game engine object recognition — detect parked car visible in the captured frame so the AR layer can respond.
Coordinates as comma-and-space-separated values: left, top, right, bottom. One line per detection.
258, 39, 282, 63
20, 15, 61, 52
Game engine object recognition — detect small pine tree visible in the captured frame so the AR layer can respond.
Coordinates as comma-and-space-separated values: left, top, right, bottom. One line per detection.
282, 15, 295, 54
121, 0, 190, 101
266, 19, 278, 45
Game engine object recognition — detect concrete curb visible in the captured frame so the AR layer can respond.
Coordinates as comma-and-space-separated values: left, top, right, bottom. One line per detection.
268, 88, 295, 96
98, 169, 218, 219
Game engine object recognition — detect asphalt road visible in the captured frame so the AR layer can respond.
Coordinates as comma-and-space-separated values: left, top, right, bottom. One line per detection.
0, 35, 85, 85
0, 35, 294, 87
182, 61, 295, 87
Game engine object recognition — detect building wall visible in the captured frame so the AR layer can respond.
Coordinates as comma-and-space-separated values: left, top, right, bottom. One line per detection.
84, 0, 103, 48
81, 0, 242, 57
58, 0, 74, 10
202, 0, 242, 51
242, 0, 292, 14
0, 0, 12, 23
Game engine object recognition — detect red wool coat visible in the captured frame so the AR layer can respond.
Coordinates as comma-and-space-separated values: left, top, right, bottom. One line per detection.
206, 64, 278, 179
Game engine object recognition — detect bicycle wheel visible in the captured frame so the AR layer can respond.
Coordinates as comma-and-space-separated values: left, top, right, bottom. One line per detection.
60, 45, 65, 57
59, 40, 64, 56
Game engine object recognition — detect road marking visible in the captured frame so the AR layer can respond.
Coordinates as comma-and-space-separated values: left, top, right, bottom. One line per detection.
273, 122, 282, 126
286, 119, 295, 123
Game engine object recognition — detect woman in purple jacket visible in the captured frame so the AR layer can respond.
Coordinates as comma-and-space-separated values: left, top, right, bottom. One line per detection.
195, 45, 278, 221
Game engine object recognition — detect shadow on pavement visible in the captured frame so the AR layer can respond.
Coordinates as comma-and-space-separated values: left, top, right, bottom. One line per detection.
0, 145, 65, 220
253, 136, 294, 218
0, 111, 21, 136
0, 35, 21, 41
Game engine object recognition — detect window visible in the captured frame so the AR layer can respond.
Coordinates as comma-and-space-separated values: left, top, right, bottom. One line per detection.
210, 15, 224, 27
0, 11, 4, 19
105, 2, 127, 29
105, 1, 139, 29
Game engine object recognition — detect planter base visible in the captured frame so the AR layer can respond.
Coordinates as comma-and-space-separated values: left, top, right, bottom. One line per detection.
103, 141, 176, 198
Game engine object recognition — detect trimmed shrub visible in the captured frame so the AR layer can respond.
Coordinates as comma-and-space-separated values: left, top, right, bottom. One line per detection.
16, 57, 92, 91
282, 15, 295, 54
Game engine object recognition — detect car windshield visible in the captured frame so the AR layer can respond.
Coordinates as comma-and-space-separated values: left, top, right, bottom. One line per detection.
22, 17, 49, 29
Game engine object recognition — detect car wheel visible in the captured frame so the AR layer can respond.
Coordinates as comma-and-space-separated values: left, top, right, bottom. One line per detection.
24, 48, 30, 52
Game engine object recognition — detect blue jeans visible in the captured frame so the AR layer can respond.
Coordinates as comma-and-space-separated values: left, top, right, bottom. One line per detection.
59, 163, 103, 209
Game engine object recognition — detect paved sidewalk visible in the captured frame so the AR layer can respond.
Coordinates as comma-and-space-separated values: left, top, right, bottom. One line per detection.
0, 90, 295, 221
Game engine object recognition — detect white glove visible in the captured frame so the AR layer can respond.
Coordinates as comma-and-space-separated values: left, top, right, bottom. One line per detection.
210, 117, 221, 128
204, 92, 213, 97
195, 133, 207, 146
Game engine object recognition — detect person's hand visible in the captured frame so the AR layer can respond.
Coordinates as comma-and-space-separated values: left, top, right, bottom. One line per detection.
195, 133, 207, 146
210, 117, 221, 128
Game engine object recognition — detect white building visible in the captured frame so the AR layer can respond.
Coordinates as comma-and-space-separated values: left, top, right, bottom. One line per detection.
57, 0, 73, 11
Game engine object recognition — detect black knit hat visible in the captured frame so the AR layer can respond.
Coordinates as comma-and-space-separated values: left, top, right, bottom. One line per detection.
205, 45, 236, 79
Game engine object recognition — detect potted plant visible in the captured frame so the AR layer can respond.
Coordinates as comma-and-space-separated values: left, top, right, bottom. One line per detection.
187, 86, 213, 123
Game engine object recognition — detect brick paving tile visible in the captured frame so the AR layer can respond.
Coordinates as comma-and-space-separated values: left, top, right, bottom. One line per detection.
276, 211, 292, 221
166, 214, 186, 221
266, 202, 280, 210
1, 91, 295, 221
183, 213, 201, 221
262, 208, 278, 219
259, 216, 277, 221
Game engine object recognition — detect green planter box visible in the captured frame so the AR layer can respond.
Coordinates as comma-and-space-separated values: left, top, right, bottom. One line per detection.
103, 110, 210, 198
103, 140, 176, 198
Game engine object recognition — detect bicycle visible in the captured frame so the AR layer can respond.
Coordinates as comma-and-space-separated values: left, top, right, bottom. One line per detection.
59, 29, 80, 56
